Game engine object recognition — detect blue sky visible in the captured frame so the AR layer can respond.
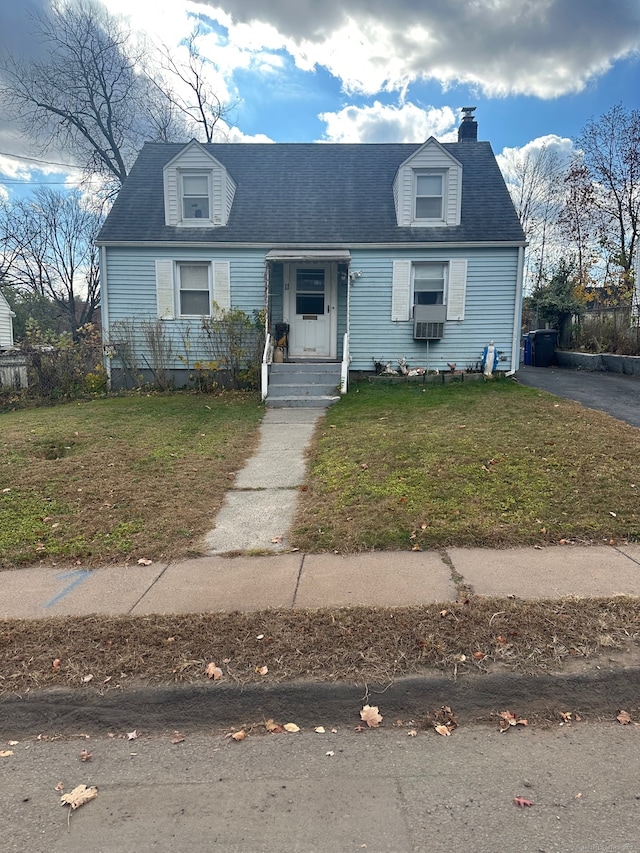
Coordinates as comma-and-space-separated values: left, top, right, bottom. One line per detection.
1, 0, 639, 197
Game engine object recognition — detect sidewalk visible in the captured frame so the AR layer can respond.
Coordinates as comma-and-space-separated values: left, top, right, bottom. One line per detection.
2, 544, 640, 619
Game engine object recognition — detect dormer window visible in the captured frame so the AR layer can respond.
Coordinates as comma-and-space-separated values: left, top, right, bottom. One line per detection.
181, 172, 211, 221
414, 171, 445, 221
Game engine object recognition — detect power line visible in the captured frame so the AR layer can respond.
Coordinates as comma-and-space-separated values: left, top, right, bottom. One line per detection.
0, 150, 79, 170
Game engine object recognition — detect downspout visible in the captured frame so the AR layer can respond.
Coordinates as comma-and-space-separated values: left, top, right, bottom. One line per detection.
100, 245, 111, 388
507, 245, 525, 376
341, 266, 352, 393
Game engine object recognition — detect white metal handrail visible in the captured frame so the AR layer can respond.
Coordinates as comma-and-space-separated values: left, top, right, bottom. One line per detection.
261, 332, 272, 401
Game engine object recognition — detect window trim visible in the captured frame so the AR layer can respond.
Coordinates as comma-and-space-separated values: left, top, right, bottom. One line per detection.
413, 169, 447, 225
411, 261, 447, 309
179, 170, 213, 225
176, 261, 213, 318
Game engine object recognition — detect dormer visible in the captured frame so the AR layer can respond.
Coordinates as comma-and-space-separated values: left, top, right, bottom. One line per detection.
393, 137, 463, 228
163, 140, 236, 228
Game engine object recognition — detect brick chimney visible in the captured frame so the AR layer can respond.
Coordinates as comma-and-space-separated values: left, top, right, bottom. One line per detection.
458, 106, 477, 141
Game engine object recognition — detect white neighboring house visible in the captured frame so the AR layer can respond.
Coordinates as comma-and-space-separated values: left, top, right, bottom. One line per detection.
0, 290, 16, 350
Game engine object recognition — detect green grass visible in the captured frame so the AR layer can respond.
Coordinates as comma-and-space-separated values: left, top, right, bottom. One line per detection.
289, 379, 640, 552
0, 392, 263, 567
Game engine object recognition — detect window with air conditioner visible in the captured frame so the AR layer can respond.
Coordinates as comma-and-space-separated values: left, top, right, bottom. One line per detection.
413, 262, 446, 339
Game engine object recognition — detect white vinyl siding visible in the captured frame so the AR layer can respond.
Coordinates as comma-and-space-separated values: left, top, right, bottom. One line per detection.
393, 138, 462, 227
0, 292, 15, 348
163, 141, 236, 227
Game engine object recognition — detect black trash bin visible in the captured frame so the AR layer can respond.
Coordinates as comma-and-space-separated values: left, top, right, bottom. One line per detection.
530, 329, 558, 367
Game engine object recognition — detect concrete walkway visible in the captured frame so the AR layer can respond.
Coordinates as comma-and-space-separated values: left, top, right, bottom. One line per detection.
204, 407, 325, 554
2, 544, 639, 619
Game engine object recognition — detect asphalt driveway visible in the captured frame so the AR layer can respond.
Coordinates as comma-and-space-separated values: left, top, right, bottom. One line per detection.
515, 365, 640, 428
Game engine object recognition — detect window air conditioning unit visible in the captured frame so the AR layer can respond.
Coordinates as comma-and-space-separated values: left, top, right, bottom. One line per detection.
413, 305, 446, 340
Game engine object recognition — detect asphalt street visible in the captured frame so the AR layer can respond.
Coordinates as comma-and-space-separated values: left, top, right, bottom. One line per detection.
1, 724, 639, 853
516, 365, 640, 428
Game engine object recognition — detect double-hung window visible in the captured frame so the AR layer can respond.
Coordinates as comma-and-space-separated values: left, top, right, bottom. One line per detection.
414, 171, 445, 222
181, 173, 210, 221
413, 262, 446, 307
178, 263, 211, 316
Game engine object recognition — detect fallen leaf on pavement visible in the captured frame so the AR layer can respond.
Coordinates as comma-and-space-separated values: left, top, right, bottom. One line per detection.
499, 710, 528, 731
54, 781, 64, 792
205, 662, 223, 680
61, 784, 98, 810
435, 724, 451, 737
80, 750, 92, 762
407, 730, 418, 737
284, 723, 300, 733
265, 719, 284, 733
513, 796, 534, 809
360, 705, 382, 728
127, 730, 138, 741
617, 710, 632, 725
230, 730, 246, 741
326, 751, 335, 756
137, 558, 153, 565
314, 726, 325, 734
171, 731, 185, 744
0, 750, 14, 757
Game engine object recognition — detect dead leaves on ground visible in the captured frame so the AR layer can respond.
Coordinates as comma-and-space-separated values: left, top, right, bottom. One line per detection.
513, 795, 534, 809
498, 710, 528, 732
360, 704, 383, 728
60, 784, 98, 810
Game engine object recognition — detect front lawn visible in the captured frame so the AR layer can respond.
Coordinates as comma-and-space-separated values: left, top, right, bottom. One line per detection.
290, 379, 640, 552
0, 392, 263, 568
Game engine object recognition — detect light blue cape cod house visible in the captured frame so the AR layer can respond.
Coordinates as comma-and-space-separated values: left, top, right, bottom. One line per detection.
97, 109, 526, 401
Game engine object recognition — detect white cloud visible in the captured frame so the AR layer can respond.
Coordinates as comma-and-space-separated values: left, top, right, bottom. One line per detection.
319, 102, 458, 143
497, 134, 576, 180
200, 0, 640, 98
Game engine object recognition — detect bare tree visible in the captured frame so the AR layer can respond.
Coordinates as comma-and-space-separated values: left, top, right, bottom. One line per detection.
0, 188, 103, 337
0, 0, 190, 190
575, 104, 640, 295
150, 26, 231, 143
500, 142, 566, 291
557, 157, 600, 289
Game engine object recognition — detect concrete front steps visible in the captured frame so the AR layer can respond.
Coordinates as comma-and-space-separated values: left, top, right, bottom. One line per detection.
266, 362, 342, 408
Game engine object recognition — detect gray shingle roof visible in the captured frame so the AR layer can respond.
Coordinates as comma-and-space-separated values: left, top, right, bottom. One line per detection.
97, 141, 525, 245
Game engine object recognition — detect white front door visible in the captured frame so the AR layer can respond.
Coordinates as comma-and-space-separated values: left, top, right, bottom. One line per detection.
286, 264, 336, 358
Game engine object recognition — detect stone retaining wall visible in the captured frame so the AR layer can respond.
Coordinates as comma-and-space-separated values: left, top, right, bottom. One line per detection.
555, 351, 640, 375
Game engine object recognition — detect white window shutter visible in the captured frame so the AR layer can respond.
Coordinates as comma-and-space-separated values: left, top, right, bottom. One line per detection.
446, 259, 467, 321
155, 260, 175, 319
213, 261, 231, 312
391, 260, 412, 321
